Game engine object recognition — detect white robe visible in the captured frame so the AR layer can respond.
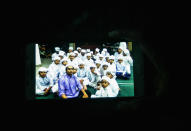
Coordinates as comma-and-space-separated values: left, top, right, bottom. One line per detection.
109, 78, 120, 97
87, 71, 101, 88
91, 86, 115, 98
36, 76, 53, 95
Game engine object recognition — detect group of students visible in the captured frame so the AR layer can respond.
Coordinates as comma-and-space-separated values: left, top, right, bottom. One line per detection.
36, 43, 133, 99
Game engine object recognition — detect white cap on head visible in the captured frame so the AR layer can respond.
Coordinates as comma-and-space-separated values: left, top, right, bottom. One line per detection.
69, 47, 73, 50
77, 47, 81, 50
95, 48, 100, 52
86, 53, 91, 56
99, 54, 104, 57
90, 64, 96, 68
90, 51, 93, 54
103, 48, 107, 52
81, 49, 86, 53
119, 42, 127, 49
102, 62, 109, 67
38, 67, 48, 73
118, 56, 124, 60
69, 52, 75, 56
123, 49, 130, 55
95, 60, 101, 64
109, 55, 115, 60
78, 60, 85, 65
59, 51, 65, 56
53, 56, 61, 61
55, 47, 60, 51
86, 49, 90, 52
60, 57, 68, 63
101, 76, 111, 83
74, 50, 78, 54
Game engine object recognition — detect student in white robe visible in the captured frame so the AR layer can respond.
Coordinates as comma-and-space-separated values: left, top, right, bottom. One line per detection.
123, 49, 133, 75
93, 48, 100, 61
36, 67, 54, 96
114, 46, 124, 62
116, 57, 131, 80
106, 71, 120, 96
67, 47, 74, 57
91, 76, 115, 98
95, 60, 102, 75
77, 61, 89, 90
108, 55, 117, 75
74, 50, 81, 61
84, 53, 94, 70
67, 52, 79, 66
58, 51, 65, 61
87, 64, 101, 89
100, 62, 110, 77
51, 47, 60, 61
101, 48, 110, 57
79, 49, 87, 61
59, 57, 68, 78
48, 56, 61, 93
77, 47, 81, 54
97, 54, 105, 63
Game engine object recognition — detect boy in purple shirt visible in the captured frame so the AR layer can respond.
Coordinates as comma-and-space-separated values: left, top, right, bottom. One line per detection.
58, 65, 90, 99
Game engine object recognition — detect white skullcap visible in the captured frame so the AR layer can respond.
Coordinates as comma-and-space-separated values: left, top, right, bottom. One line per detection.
59, 51, 65, 56
90, 64, 96, 68
123, 49, 130, 55
55, 47, 60, 51
86, 53, 91, 56
78, 60, 85, 65
109, 55, 115, 60
53, 56, 61, 61
74, 50, 78, 54
95, 48, 100, 52
81, 49, 86, 53
95, 60, 101, 64
90, 51, 93, 54
101, 76, 111, 83
38, 67, 48, 73
99, 54, 104, 57
102, 62, 109, 66
86, 49, 90, 52
103, 48, 107, 52
69, 52, 75, 56
69, 47, 73, 50
118, 46, 124, 50
77, 47, 81, 50
60, 57, 68, 63
118, 56, 124, 60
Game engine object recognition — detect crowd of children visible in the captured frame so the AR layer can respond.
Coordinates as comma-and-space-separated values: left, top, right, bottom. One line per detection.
36, 42, 133, 98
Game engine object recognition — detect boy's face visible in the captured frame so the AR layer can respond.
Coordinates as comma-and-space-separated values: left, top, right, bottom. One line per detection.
59, 56, 63, 60
87, 56, 91, 60
77, 49, 81, 53
68, 49, 73, 53
118, 48, 122, 53
106, 73, 113, 79
101, 80, 110, 88
66, 66, 74, 75
81, 52, 85, 56
96, 63, 101, 68
62, 61, 68, 66
99, 57, 103, 60
103, 65, 108, 70
90, 67, 95, 72
73, 69, 77, 74
118, 59, 123, 64
109, 59, 114, 64
75, 53, 78, 57
69, 55, 75, 61
39, 71, 47, 78
79, 64, 84, 69
54, 60, 60, 65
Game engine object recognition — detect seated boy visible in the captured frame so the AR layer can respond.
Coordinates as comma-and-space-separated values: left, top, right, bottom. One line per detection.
106, 71, 120, 97
59, 57, 68, 78
36, 67, 53, 96
91, 76, 115, 98
108, 55, 116, 75
116, 57, 131, 80
100, 62, 109, 77
77, 61, 89, 90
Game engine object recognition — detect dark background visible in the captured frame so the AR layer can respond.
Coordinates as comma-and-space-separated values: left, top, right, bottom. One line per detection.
7, 2, 188, 130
